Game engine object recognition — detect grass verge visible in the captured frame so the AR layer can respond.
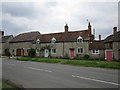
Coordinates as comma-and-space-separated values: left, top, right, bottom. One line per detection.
16, 57, 120, 69
0, 80, 18, 89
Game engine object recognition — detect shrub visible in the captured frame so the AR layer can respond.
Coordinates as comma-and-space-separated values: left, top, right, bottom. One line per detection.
28, 48, 36, 57
83, 54, 90, 59
63, 53, 69, 59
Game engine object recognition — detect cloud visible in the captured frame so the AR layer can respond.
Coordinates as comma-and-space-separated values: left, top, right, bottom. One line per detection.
1, 0, 118, 39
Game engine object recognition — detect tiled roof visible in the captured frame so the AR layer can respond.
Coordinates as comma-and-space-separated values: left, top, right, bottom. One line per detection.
0, 35, 13, 43
35, 30, 90, 43
104, 31, 120, 43
89, 40, 105, 50
10, 31, 40, 43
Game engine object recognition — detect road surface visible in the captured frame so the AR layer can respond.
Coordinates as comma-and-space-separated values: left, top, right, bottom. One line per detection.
2, 58, 119, 88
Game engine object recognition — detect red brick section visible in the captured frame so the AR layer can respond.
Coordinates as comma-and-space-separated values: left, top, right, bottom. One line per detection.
10, 31, 40, 43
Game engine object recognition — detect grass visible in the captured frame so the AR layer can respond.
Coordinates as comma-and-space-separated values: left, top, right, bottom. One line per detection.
0, 80, 18, 89
16, 57, 120, 69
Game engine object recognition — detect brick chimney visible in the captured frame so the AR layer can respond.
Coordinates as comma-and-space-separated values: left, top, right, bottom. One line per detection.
0, 31, 4, 37
99, 35, 101, 40
88, 22, 92, 37
64, 24, 68, 33
113, 27, 117, 34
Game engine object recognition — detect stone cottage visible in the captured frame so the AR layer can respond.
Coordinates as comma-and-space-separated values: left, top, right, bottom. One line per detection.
104, 27, 120, 61
33, 23, 94, 59
9, 31, 40, 56
0, 31, 13, 56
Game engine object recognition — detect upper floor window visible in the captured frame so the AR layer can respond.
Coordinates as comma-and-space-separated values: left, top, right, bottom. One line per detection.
36, 39, 40, 44
51, 37, 56, 44
92, 50, 99, 54
77, 36, 83, 43
77, 47, 84, 54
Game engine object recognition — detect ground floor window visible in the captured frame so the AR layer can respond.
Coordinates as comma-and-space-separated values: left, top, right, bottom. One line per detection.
92, 50, 99, 54
51, 48, 56, 54
77, 48, 84, 54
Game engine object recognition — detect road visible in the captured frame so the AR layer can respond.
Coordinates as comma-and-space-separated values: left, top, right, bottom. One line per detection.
2, 58, 119, 88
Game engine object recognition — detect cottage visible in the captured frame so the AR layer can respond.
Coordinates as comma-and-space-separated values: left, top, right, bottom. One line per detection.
33, 23, 93, 59
104, 27, 120, 61
10, 31, 40, 56
89, 40, 105, 59
0, 31, 13, 56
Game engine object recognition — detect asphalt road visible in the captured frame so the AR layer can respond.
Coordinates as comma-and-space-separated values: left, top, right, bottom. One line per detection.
2, 58, 119, 88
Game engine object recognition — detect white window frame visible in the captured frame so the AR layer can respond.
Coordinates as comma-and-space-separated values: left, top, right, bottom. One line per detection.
51, 48, 56, 54
36, 39, 40, 44
77, 47, 84, 54
51, 37, 56, 44
77, 36, 83, 43
92, 50, 99, 54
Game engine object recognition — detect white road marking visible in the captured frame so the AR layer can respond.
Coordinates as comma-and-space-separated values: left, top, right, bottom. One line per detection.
24, 66, 52, 73
4, 63, 15, 66
72, 75, 120, 86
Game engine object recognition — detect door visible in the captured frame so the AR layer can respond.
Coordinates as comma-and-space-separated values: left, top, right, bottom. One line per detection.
106, 50, 112, 61
16, 49, 24, 56
44, 49, 49, 57
16, 49, 21, 56
70, 49, 74, 59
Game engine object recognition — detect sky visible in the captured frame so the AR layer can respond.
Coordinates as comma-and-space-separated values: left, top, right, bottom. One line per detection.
1, 0, 119, 39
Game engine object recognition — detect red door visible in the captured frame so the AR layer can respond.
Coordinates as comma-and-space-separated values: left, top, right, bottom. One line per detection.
106, 51, 112, 61
70, 49, 74, 59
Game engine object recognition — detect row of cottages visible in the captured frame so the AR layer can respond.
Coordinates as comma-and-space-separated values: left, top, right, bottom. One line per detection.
10, 23, 99, 59
9, 23, 120, 61
0, 31, 13, 56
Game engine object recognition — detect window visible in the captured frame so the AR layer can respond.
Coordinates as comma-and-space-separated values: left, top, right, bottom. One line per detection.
36, 39, 40, 44
77, 36, 83, 43
51, 37, 56, 44
77, 48, 84, 54
51, 48, 56, 54
92, 50, 99, 54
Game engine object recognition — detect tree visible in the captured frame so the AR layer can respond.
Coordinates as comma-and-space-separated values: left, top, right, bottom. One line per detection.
28, 48, 36, 57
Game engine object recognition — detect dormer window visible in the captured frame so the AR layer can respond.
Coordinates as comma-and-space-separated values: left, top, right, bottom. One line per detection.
77, 36, 83, 43
51, 37, 56, 44
36, 39, 40, 44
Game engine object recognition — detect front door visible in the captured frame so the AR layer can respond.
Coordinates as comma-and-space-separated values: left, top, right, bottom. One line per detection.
16, 49, 24, 56
44, 49, 49, 57
70, 49, 74, 59
16, 49, 21, 56
106, 50, 112, 61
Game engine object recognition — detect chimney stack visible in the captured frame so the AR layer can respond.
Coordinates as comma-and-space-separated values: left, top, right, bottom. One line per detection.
99, 35, 101, 41
88, 22, 92, 37
64, 24, 69, 33
113, 27, 117, 34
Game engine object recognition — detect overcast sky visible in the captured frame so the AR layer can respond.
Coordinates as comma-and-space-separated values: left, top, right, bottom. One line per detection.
1, 0, 119, 39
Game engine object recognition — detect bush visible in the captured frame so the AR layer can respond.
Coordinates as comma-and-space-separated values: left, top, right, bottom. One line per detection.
28, 48, 36, 57
63, 53, 69, 59
83, 54, 90, 59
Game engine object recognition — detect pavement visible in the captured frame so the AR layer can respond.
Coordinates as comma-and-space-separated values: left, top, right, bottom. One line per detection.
1, 58, 119, 88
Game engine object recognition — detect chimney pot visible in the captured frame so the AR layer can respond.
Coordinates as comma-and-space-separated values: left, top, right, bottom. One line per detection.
65, 24, 69, 32
113, 27, 117, 34
99, 35, 101, 40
